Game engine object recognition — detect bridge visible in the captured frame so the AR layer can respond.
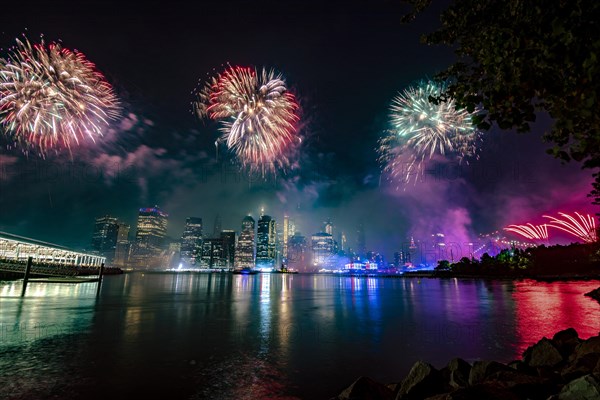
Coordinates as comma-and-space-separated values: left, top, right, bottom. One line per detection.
0, 231, 105, 276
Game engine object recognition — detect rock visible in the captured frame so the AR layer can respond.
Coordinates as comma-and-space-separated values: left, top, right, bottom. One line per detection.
551, 374, 600, 400
552, 328, 581, 359
336, 376, 394, 400
570, 336, 600, 362
468, 361, 511, 386
444, 358, 471, 389
523, 338, 564, 368
427, 382, 520, 400
396, 361, 443, 399
484, 369, 556, 399
508, 360, 536, 376
584, 287, 600, 304
561, 352, 600, 381
594, 357, 600, 378
386, 383, 400, 393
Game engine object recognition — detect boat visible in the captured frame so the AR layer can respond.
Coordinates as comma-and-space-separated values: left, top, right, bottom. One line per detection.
232, 268, 258, 275
273, 265, 299, 274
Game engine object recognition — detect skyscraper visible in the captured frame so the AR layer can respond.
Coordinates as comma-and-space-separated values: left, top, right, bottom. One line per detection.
324, 218, 333, 236
283, 214, 290, 259
114, 222, 130, 268
221, 230, 236, 268
92, 215, 119, 263
180, 217, 203, 266
132, 206, 168, 268
235, 215, 255, 269
287, 232, 307, 271
256, 214, 276, 268
200, 237, 225, 269
311, 232, 335, 269
213, 214, 222, 237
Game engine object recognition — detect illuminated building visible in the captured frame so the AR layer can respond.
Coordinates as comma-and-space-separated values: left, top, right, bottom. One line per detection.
200, 237, 226, 269
221, 230, 236, 268
257, 214, 276, 268
287, 233, 307, 271
234, 215, 255, 268
91, 215, 119, 262
0, 231, 105, 266
113, 222, 130, 268
131, 206, 168, 269
311, 232, 335, 269
180, 217, 203, 267
324, 218, 333, 235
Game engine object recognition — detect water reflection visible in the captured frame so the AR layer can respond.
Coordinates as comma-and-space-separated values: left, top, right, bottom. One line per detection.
512, 280, 600, 354
1, 274, 599, 400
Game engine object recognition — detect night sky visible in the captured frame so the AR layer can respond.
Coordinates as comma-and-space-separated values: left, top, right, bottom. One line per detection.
0, 0, 595, 258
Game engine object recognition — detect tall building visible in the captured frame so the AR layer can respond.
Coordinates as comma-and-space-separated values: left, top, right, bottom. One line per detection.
324, 218, 333, 236
213, 214, 222, 237
132, 206, 168, 268
180, 217, 203, 266
221, 230, 236, 268
200, 237, 225, 269
235, 215, 255, 269
114, 222, 130, 268
283, 215, 290, 259
256, 214, 276, 268
287, 232, 307, 271
311, 232, 335, 269
92, 215, 119, 262
341, 232, 347, 251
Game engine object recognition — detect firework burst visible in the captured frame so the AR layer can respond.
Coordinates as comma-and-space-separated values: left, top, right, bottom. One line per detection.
378, 80, 480, 184
0, 36, 121, 155
543, 212, 598, 243
504, 224, 549, 240
193, 65, 300, 173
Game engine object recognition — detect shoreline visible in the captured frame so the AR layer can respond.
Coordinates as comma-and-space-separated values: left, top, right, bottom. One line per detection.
332, 328, 600, 400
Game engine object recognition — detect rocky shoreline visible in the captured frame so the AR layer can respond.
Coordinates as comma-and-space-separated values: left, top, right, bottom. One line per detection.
585, 287, 600, 304
332, 328, 600, 400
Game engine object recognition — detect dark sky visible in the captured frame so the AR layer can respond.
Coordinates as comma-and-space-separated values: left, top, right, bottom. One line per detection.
0, 0, 596, 258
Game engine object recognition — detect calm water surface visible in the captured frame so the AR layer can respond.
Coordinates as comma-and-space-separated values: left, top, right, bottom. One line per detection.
1, 273, 599, 399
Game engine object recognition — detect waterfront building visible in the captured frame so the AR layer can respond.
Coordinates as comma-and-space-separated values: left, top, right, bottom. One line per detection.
200, 237, 226, 269
180, 217, 203, 267
221, 230, 236, 268
311, 232, 335, 269
234, 215, 255, 268
91, 215, 119, 262
256, 214, 276, 268
131, 206, 168, 268
287, 233, 307, 271
113, 222, 130, 268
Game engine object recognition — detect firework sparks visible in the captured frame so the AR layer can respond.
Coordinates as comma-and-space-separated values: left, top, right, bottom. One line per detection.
193, 65, 300, 173
543, 212, 598, 243
0, 36, 121, 155
504, 224, 549, 240
378, 80, 480, 184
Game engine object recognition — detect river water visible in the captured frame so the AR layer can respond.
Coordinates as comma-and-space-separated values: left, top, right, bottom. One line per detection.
1, 273, 599, 399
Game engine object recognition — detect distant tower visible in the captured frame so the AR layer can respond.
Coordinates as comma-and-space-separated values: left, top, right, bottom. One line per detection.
132, 206, 169, 268
341, 232, 347, 252
324, 218, 333, 236
235, 215, 256, 268
213, 214, 222, 238
256, 214, 276, 268
92, 215, 119, 262
283, 214, 290, 259
180, 217, 203, 266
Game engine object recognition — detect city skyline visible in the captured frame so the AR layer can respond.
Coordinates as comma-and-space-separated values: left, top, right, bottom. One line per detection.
0, 0, 596, 263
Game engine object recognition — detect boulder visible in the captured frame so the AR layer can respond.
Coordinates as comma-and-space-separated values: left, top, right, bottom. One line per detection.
550, 374, 600, 400
584, 287, 600, 304
335, 376, 395, 400
523, 338, 563, 368
468, 361, 511, 386
396, 361, 443, 399
552, 328, 581, 359
442, 358, 471, 389
507, 360, 536, 376
427, 382, 520, 400
484, 369, 556, 399
570, 335, 600, 362
561, 352, 600, 381
594, 357, 600, 379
